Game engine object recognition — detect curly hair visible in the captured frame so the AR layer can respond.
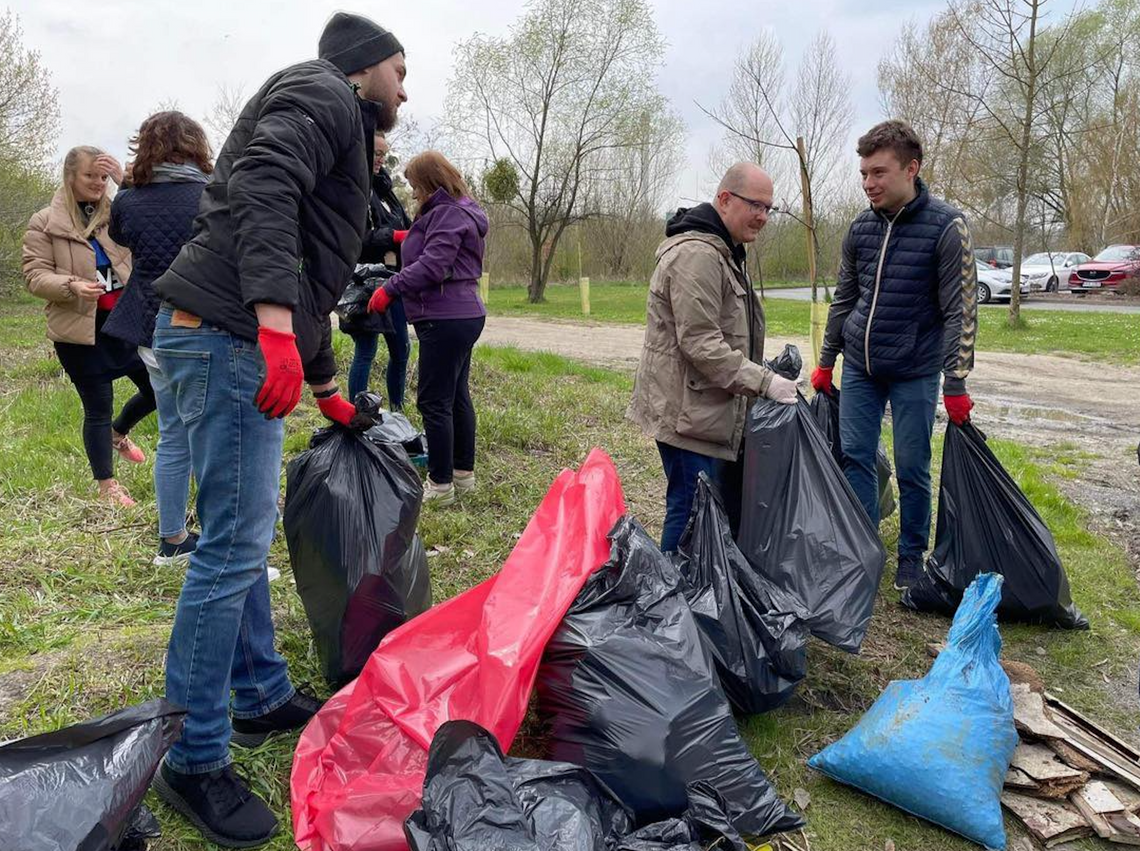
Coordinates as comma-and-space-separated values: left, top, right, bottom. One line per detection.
128, 111, 214, 186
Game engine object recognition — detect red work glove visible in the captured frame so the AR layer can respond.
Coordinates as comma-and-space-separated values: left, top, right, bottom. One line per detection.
393, 229, 409, 245
810, 366, 834, 395
317, 392, 357, 426
368, 285, 393, 314
255, 327, 304, 418
944, 393, 974, 426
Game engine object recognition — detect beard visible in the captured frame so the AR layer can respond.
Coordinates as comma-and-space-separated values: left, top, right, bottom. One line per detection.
376, 100, 398, 133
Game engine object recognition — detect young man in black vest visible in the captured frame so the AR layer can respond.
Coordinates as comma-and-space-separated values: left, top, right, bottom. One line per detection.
811, 121, 977, 591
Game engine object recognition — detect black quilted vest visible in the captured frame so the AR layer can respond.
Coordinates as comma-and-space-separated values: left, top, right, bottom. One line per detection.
841, 180, 960, 379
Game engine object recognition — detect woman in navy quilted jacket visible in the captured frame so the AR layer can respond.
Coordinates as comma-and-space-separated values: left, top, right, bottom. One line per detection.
107, 111, 212, 568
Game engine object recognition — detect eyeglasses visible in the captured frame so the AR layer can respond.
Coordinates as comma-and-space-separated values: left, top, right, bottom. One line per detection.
727, 191, 775, 215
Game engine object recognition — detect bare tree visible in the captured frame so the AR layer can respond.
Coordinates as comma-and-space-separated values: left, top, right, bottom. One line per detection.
0, 11, 60, 171
700, 29, 854, 301
203, 83, 247, 153
588, 100, 685, 277
447, 0, 667, 302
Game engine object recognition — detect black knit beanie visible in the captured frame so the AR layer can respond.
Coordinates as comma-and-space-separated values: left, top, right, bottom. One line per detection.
319, 12, 403, 75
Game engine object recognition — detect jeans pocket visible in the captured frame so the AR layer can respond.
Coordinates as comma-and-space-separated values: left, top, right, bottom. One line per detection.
153, 349, 210, 425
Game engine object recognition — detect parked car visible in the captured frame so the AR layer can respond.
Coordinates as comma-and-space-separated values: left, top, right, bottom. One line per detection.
976, 246, 1014, 268
977, 260, 1029, 304
1015, 251, 1092, 292
1067, 245, 1140, 294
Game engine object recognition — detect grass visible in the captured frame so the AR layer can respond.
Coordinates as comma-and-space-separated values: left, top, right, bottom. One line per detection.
0, 293, 1138, 850
485, 281, 1140, 364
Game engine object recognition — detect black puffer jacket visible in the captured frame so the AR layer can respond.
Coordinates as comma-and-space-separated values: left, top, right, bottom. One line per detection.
359, 168, 411, 265
820, 179, 977, 394
154, 59, 378, 383
105, 171, 208, 348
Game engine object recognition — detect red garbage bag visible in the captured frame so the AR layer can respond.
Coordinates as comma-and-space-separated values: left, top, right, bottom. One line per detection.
291, 449, 627, 851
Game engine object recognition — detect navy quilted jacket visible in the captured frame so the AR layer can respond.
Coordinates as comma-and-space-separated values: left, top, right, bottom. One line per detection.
820, 179, 978, 394
106, 175, 207, 347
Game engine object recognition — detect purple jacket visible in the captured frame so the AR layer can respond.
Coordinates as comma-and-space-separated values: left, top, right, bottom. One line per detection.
382, 188, 488, 323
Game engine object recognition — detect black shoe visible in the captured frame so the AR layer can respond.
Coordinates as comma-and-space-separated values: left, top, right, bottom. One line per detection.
154, 532, 199, 567
894, 557, 921, 591
152, 762, 278, 848
231, 687, 324, 748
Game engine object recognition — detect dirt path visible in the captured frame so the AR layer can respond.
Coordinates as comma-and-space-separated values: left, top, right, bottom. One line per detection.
478, 315, 1140, 571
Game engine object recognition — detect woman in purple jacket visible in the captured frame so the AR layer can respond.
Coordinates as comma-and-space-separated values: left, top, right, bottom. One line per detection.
369, 151, 487, 505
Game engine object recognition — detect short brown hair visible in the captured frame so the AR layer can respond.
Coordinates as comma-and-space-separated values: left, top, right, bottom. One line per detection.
404, 150, 470, 202
857, 120, 923, 167
128, 111, 214, 186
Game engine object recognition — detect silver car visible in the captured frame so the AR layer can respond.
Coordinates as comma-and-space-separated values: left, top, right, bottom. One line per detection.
977, 260, 1029, 304
1014, 251, 1091, 292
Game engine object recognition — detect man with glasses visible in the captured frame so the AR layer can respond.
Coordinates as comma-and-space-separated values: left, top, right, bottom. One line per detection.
627, 162, 798, 553
811, 121, 977, 590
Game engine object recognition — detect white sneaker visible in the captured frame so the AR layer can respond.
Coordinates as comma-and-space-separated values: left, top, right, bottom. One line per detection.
423, 477, 456, 506
267, 566, 281, 582
453, 470, 476, 495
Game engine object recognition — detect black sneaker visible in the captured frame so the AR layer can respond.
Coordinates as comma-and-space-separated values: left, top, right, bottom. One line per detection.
152, 762, 278, 848
894, 557, 921, 591
153, 532, 199, 567
231, 687, 325, 748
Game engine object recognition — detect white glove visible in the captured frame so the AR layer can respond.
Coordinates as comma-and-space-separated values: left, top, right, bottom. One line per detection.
765, 374, 799, 405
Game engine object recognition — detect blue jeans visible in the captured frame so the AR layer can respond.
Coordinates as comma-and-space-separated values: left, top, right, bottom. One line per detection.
839, 368, 940, 562
144, 356, 193, 539
657, 441, 724, 554
153, 309, 294, 774
347, 297, 410, 408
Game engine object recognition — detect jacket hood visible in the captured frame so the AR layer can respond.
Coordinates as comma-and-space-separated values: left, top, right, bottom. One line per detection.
422, 187, 489, 237
665, 202, 744, 267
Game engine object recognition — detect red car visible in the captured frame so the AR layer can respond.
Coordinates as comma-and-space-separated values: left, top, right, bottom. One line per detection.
1068, 245, 1140, 293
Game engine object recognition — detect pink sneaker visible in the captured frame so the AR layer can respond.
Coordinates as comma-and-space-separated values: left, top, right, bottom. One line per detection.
98, 480, 137, 507
112, 434, 146, 464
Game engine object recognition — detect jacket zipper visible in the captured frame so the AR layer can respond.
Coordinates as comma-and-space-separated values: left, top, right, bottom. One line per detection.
864, 207, 903, 374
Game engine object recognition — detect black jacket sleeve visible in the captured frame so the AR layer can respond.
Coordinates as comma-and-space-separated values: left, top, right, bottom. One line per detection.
303, 315, 337, 386
936, 217, 977, 395
820, 227, 858, 368
359, 225, 397, 263
228, 77, 357, 312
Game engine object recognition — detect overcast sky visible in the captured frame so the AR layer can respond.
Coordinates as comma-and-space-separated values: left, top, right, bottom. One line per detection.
13, 0, 972, 205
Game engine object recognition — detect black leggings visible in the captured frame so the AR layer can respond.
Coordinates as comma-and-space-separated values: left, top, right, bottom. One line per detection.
414, 317, 484, 484
71, 370, 156, 480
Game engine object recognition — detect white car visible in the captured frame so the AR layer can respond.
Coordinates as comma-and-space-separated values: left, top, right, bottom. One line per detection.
1014, 251, 1091, 292
977, 260, 1029, 304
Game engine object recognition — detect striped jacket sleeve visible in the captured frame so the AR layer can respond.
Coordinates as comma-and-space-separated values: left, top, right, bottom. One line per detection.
936, 216, 977, 395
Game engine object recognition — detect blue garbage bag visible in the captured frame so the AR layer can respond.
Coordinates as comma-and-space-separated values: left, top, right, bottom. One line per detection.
807, 574, 1017, 849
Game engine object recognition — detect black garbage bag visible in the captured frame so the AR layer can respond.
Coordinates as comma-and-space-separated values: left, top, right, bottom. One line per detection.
767, 343, 802, 380
366, 408, 427, 459
537, 516, 806, 839
284, 415, 431, 686
807, 389, 897, 520
738, 393, 887, 653
405, 719, 634, 851
0, 699, 185, 851
903, 421, 1088, 629
337, 263, 396, 335
675, 473, 807, 714
614, 783, 749, 851
116, 805, 161, 851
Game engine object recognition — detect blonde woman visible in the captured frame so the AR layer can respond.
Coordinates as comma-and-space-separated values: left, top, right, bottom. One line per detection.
23, 145, 156, 506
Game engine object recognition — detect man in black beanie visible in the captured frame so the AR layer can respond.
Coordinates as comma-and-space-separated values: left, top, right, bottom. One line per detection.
150, 12, 406, 848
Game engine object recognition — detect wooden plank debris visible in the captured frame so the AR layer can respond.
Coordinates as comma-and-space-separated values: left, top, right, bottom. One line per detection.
1011, 683, 1066, 740
1001, 791, 1094, 847
1071, 781, 1140, 845
1010, 742, 1090, 797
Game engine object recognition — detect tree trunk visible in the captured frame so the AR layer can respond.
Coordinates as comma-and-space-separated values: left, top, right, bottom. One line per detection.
1009, 0, 1040, 328
527, 232, 545, 303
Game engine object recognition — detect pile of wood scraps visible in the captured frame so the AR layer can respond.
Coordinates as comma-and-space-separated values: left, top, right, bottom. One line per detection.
1001, 684, 1140, 847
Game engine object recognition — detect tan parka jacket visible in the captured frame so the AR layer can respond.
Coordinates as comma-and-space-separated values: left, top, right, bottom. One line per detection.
626, 232, 775, 461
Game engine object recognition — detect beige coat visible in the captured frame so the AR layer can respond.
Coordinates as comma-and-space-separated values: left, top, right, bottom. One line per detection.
22, 190, 132, 345
626, 232, 774, 461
